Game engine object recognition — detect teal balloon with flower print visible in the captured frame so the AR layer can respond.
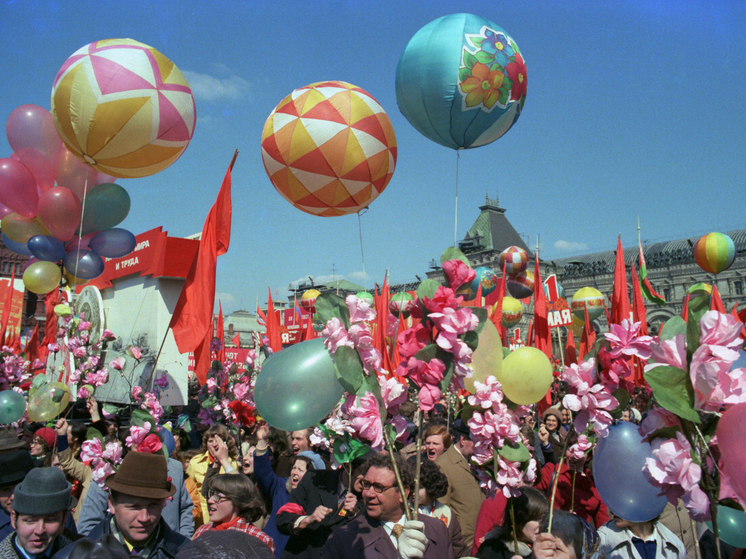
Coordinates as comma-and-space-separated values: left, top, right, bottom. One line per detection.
396, 13, 527, 150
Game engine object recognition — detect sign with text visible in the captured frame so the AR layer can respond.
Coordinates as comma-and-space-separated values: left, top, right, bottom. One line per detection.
547, 298, 573, 328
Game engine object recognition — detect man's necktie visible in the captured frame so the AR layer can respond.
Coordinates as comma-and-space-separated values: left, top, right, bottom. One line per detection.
392, 524, 404, 538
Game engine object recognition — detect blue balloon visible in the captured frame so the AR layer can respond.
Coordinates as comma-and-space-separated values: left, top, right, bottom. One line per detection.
159, 427, 176, 456
63, 249, 105, 279
0, 389, 27, 424
28, 235, 66, 262
254, 338, 345, 431
707, 505, 746, 548
89, 228, 136, 258
396, 13, 527, 150
593, 421, 668, 522
2, 233, 32, 256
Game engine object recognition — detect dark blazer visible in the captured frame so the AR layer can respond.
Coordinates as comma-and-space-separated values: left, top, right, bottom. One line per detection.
323, 512, 453, 559
435, 445, 485, 548
276, 470, 354, 559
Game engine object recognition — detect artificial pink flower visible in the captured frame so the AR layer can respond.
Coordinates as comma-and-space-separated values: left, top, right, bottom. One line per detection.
77, 386, 91, 399
132, 386, 143, 401
604, 319, 654, 360
233, 381, 250, 402
429, 307, 479, 339
128, 346, 143, 359
137, 433, 163, 454
468, 376, 504, 409
423, 286, 462, 314
469, 407, 521, 463
346, 295, 376, 323
110, 357, 126, 371
47, 343, 60, 353
418, 383, 442, 412
344, 392, 384, 451
568, 435, 592, 461
77, 320, 91, 332
72, 347, 87, 358
102, 442, 123, 463
154, 374, 169, 389
476, 469, 499, 498
645, 334, 688, 372
80, 439, 103, 464
597, 347, 633, 389
495, 457, 527, 498
126, 423, 151, 448
99, 329, 116, 342
245, 349, 258, 368
442, 259, 476, 290
91, 461, 116, 487
143, 394, 165, 423
562, 358, 619, 437
699, 311, 744, 348
690, 343, 742, 411
398, 324, 430, 360
69, 369, 82, 384
84, 370, 108, 387
322, 317, 353, 354
638, 407, 681, 442
379, 375, 407, 414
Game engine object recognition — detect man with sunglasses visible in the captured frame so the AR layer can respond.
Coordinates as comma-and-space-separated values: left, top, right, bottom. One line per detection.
324, 453, 453, 559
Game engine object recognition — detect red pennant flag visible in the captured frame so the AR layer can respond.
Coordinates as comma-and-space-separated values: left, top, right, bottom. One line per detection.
231, 333, 241, 347
216, 303, 225, 363
302, 312, 315, 341
170, 152, 235, 354
730, 303, 746, 341
26, 324, 40, 364
681, 295, 689, 323
40, 290, 60, 360
11, 332, 21, 354
565, 329, 577, 366
374, 277, 395, 375
0, 267, 17, 346
710, 284, 725, 313
579, 306, 596, 360
610, 237, 631, 325
490, 262, 508, 334
526, 319, 534, 348
193, 317, 214, 385
532, 254, 551, 358
266, 290, 282, 353
630, 261, 648, 335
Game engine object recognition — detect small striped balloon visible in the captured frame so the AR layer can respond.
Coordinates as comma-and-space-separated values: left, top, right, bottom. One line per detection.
694, 232, 736, 274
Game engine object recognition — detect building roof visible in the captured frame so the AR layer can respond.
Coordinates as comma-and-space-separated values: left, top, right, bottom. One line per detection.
460, 196, 533, 257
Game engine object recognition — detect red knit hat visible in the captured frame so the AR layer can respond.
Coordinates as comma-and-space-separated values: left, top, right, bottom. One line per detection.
34, 427, 57, 450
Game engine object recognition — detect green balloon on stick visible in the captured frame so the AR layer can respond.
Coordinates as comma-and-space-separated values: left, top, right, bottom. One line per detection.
254, 338, 345, 431
0, 390, 27, 424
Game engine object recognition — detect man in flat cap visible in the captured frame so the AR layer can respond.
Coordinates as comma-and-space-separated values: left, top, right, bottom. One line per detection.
0, 466, 77, 559
0, 450, 35, 541
54, 451, 188, 559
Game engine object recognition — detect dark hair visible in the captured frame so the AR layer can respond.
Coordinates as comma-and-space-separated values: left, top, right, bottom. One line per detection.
199, 424, 238, 459
399, 401, 416, 419
495, 487, 548, 543
539, 510, 584, 559
423, 423, 452, 450
293, 455, 315, 472
174, 428, 191, 452
205, 474, 264, 523
363, 453, 413, 492
417, 459, 448, 501
70, 423, 88, 446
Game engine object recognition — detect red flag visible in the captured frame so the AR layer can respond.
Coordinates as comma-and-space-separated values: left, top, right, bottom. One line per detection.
11, 332, 21, 353
302, 313, 315, 341
565, 329, 577, 366
266, 289, 282, 353
710, 284, 725, 313
532, 254, 551, 358
610, 237, 631, 325
630, 261, 648, 335
193, 317, 214, 385
0, 268, 17, 346
170, 152, 235, 353
25, 324, 40, 363
579, 306, 596, 360
490, 262, 508, 334
216, 303, 225, 363
526, 319, 534, 348
39, 290, 60, 362
731, 303, 746, 341
374, 277, 395, 375
231, 333, 241, 347
681, 295, 689, 323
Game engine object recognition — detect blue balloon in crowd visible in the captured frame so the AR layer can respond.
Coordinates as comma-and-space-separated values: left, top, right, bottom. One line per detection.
396, 13, 527, 150
593, 421, 668, 522
0, 389, 27, 424
254, 337, 345, 432
2, 233, 32, 256
28, 235, 66, 262
63, 249, 105, 280
89, 228, 136, 258
707, 505, 746, 548
159, 427, 176, 456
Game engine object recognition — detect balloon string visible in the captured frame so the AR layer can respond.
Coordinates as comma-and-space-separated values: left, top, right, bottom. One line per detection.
357, 211, 367, 292
454, 151, 460, 246
72, 169, 91, 290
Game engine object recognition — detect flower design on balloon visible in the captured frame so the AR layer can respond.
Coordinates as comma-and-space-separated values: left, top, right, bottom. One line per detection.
458, 26, 526, 112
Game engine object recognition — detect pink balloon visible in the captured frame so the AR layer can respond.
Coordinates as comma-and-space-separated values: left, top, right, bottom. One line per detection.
15, 147, 58, 190
55, 147, 102, 201
65, 233, 96, 252
6, 105, 62, 161
0, 202, 12, 220
37, 188, 83, 241
717, 402, 746, 505
0, 158, 39, 217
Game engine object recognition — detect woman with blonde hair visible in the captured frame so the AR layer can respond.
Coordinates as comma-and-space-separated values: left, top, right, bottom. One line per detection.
187, 424, 240, 523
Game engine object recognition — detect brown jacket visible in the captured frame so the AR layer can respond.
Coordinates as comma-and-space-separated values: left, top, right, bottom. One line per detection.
435, 445, 484, 549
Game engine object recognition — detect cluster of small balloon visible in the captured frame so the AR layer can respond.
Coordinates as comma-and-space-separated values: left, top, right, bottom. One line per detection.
254, 337, 345, 431
498, 246, 534, 298
1, 105, 137, 294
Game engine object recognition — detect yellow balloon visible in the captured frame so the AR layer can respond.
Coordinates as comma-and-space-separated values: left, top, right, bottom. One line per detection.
465, 320, 503, 393
498, 346, 553, 405
569, 314, 585, 336
64, 269, 88, 289
23, 261, 62, 294
1, 213, 50, 243
27, 382, 71, 422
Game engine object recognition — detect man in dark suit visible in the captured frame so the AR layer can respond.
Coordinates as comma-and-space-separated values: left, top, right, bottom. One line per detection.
435, 419, 484, 549
324, 453, 453, 559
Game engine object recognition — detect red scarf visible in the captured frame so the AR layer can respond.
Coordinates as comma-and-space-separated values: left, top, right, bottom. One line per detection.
212, 515, 242, 531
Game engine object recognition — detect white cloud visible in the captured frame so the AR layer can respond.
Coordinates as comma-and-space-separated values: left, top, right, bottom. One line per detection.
347, 270, 372, 282
183, 70, 252, 101
554, 240, 588, 252
214, 292, 236, 311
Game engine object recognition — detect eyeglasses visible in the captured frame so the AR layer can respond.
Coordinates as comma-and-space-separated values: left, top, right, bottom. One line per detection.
206, 491, 230, 503
360, 480, 397, 494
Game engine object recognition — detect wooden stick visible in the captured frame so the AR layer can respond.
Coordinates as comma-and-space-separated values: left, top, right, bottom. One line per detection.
384, 427, 413, 521
511, 500, 519, 556
412, 412, 424, 514
547, 434, 572, 533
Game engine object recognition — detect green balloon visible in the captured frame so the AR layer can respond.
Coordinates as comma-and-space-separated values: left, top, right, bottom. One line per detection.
78, 183, 131, 235
254, 338, 345, 431
707, 505, 746, 548
0, 390, 27, 424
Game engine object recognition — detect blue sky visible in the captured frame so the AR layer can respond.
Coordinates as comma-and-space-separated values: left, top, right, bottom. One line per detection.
1, 0, 744, 315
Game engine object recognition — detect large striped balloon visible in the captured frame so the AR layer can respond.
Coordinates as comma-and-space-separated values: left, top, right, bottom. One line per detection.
694, 232, 736, 274
51, 39, 196, 179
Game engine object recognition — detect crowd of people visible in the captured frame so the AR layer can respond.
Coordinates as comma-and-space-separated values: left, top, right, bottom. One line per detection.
0, 386, 739, 559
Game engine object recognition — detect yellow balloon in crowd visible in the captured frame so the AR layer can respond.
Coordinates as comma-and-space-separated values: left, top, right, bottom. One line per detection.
498, 346, 553, 405
23, 261, 62, 294
501, 296, 523, 328
27, 382, 71, 422
465, 320, 503, 393
571, 286, 605, 321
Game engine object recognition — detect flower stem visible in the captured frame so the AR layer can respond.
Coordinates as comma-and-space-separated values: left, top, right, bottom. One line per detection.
511, 500, 519, 556
413, 412, 424, 514
384, 426, 413, 521
547, 435, 572, 533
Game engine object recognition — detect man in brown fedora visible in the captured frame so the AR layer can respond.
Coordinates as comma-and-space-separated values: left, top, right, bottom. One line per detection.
53, 452, 189, 559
